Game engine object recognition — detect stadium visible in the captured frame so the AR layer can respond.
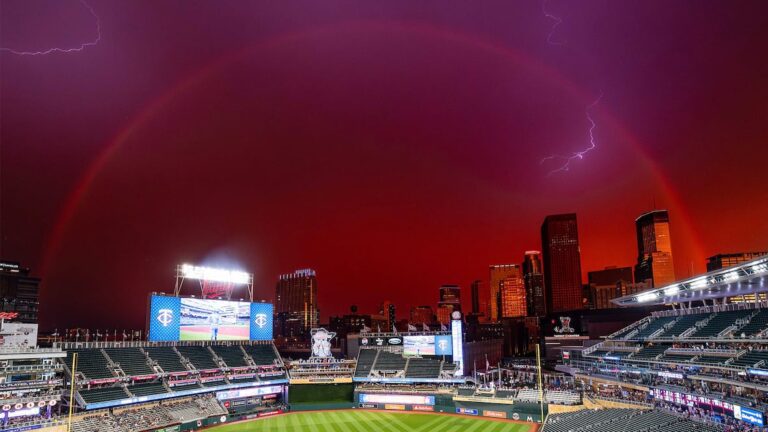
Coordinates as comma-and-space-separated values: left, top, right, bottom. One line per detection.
0, 258, 766, 432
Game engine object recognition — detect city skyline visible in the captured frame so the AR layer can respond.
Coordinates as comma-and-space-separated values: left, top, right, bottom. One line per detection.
2, 1, 767, 330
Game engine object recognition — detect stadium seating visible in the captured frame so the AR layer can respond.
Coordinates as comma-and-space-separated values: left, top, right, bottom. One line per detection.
354, 349, 377, 377
629, 316, 677, 339
630, 344, 669, 360
79, 386, 131, 404
695, 355, 731, 365
104, 348, 155, 377
404, 358, 441, 378
67, 349, 116, 380
127, 382, 169, 397
144, 347, 189, 373
175, 346, 219, 370
243, 344, 280, 366
168, 382, 201, 392
657, 314, 702, 338
372, 351, 406, 371
210, 345, 249, 368
659, 353, 696, 363
494, 389, 516, 398
731, 349, 768, 368
737, 309, 768, 336
690, 309, 751, 338
542, 408, 720, 432
165, 396, 227, 423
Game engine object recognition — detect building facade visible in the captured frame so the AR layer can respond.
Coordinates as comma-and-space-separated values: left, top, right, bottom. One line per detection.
275, 269, 318, 338
706, 252, 768, 272
634, 210, 675, 288
587, 266, 640, 309
410, 305, 434, 326
489, 265, 518, 321
541, 214, 583, 313
500, 269, 526, 318
523, 251, 546, 317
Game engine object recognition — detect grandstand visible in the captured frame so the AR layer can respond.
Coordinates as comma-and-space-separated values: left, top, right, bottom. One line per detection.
542, 408, 724, 432
61, 340, 289, 411
353, 346, 460, 383
560, 255, 768, 432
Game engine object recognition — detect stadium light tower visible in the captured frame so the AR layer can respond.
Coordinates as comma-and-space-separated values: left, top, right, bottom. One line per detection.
173, 263, 254, 301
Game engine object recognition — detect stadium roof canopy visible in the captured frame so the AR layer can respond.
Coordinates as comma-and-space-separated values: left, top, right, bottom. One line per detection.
612, 254, 768, 307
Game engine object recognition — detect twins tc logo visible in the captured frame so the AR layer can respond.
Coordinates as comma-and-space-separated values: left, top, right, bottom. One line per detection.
156, 309, 174, 327
437, 339, 449, 351
254, 313, 268, 329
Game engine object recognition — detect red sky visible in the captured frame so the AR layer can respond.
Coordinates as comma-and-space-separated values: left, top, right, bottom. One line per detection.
1, 1, 767, 330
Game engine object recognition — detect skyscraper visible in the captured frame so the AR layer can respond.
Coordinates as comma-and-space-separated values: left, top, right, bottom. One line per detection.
275, 269, 318, 337
489, 265, 519, 321
634, 210, 675, 288
522, 251, 546, 316
541, 213, 583, 312
500, 269, 526, 318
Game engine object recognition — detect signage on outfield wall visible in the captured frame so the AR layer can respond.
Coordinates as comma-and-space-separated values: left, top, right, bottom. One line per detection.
483, 410, 506, 418
456, 407, 478, 415
384, 404, 406, 410
413, 405, 434, 412
360, 403, 377, 409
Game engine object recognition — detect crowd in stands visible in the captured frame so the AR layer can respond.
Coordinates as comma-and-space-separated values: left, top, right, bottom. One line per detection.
71, 395, 227, 432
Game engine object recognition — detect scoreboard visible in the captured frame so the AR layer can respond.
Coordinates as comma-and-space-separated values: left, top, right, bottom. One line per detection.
148, 295, 273, 342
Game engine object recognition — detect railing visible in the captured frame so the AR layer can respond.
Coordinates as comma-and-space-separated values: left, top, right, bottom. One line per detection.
665, 348, 739, 355
57, 339, 276, 350
1, 363, 63, 373
0, 393, 62, 406
592, 394, 652, 408
0, 347, 63, 355
652, 301, 767, 319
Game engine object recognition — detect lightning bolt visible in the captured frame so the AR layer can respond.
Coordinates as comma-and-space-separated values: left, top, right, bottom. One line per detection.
539, 0, 605, 176
542, 0, 565, 46
540, 92, 603, 176
0, 0, 100, 56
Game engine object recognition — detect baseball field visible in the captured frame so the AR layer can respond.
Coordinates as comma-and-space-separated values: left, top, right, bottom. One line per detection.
209, 410, 535, 432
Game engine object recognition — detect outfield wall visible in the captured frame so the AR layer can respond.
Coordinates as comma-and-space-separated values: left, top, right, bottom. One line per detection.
352, 390, 547, 423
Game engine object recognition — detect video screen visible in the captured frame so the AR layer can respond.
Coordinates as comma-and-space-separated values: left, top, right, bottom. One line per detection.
147, 295, 274, 342
403, 335, 435, 356
180, 298, 250, 340
359, 394, 435, 406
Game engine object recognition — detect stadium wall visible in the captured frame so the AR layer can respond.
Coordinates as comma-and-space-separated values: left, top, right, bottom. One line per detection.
352, 390, 546, 423
289, 383, 355, 410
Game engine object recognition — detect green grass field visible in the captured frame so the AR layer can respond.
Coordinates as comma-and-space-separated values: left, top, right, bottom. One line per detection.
209, 410, 534, 432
